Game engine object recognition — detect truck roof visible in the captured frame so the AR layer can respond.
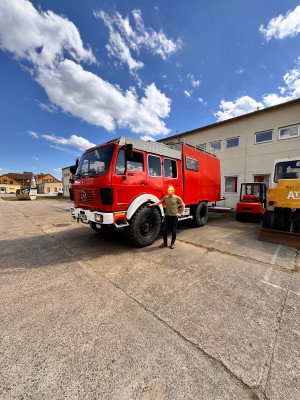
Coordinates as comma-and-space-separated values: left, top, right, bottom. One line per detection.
102, 136, 217, 160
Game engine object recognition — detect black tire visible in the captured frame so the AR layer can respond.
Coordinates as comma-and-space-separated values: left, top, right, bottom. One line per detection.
192, 202, 208, 227
293, 212, 300, 233
126, 204, 161, 247
262, 210, 275, 229
274, 212, 287, 231
236, 212, 243, 221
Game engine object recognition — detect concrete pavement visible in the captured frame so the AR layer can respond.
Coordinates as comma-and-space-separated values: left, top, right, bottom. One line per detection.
0, 198, 299, 399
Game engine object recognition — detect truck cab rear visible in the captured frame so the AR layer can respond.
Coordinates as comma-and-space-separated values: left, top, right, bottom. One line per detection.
70, 137, 220, 246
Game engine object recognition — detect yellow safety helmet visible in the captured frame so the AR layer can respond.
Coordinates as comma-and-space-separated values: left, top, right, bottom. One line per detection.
167, 186, 175, 195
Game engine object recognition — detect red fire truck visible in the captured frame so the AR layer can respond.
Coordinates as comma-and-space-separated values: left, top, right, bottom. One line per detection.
70, 137, 221, 246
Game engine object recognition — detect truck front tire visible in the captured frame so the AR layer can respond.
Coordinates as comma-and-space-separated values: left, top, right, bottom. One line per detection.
126, 204, 161, 247
193, 202, 208, 227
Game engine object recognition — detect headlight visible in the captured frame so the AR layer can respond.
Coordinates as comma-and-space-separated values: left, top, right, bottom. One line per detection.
95, 213, 103, 222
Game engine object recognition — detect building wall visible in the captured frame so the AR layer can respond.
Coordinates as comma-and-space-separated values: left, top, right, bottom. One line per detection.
62, 167, 72, 197
162, 100, 300, 209
0, 175, 20, 193
38, 182, 63, 194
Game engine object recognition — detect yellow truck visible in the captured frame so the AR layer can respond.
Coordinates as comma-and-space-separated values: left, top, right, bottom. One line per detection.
263, 157, 300, 233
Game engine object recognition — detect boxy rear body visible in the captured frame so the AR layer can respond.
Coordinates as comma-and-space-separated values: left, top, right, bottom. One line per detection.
70, 137, 220, 246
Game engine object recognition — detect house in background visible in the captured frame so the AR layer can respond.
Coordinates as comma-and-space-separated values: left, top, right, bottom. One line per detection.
0, 172, 62, 194
0, 174, 20, 193
36, 174, 63, 194
160, 98, 300, 209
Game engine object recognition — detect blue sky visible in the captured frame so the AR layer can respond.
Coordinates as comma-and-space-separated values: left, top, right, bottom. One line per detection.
1, 0, 300, 180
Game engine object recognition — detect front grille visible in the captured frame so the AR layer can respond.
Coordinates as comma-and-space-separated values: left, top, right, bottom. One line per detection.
73, 188, 102, 207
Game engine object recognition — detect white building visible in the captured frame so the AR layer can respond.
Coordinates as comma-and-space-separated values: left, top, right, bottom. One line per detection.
161, 98, 300, 209
62, 166, 72, 197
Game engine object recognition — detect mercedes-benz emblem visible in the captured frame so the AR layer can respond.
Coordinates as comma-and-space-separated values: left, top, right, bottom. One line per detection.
80, 191, 87, 201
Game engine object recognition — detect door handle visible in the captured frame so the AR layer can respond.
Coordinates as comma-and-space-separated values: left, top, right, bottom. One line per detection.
140, 182, 146, 185
175, 184, 179, 186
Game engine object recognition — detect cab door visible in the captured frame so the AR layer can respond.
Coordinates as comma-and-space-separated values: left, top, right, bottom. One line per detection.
113, 149, 147, 210
163, 157, 183, 199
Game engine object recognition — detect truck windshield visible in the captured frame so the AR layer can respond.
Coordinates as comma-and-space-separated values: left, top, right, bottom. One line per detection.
76, 145, 114, 176
274, 160, 300, 182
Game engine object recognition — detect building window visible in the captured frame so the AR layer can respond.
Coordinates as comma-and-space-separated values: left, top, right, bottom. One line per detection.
185, 156, 199, 172
254, 175, 270, 189
148, 155, 162, 177
255, 130, 273, 144
198, 143, 207, 151
10, 181, 13, 184
225, 176, 238, 193
164, 159, 178, 179
226, 137, 239, 148
210, 140, 221, 151
279, 124, 300, 140
47, 187, 50, 193
4, 179, 7, 184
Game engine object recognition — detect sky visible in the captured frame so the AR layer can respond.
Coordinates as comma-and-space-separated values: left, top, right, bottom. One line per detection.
0, 0, 300, 180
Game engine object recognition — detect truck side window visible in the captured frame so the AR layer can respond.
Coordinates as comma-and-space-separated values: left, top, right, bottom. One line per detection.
148, 155, 162, 177
116, 149, 125, 175
164, 159, 177, 179
185, 156, 199, 172
127, 151, 144, 172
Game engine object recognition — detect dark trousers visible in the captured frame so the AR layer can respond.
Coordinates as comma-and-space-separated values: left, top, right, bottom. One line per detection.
162, 216, 178, 245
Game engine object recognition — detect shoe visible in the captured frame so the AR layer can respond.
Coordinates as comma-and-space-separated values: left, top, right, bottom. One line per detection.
159, 243, 168, 248
170, 244, 175, 249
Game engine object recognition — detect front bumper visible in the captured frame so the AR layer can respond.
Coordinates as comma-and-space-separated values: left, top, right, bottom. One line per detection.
71, 207, 114, 225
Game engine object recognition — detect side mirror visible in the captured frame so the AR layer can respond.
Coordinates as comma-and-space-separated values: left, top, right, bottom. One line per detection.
126, 144, 133, 160
70, 159, 79, 175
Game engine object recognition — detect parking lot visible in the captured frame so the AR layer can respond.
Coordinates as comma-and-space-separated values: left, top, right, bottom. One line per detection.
1, 198, 299, 399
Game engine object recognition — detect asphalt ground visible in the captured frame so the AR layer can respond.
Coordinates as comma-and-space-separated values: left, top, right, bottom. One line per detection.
0, 198, 299, 400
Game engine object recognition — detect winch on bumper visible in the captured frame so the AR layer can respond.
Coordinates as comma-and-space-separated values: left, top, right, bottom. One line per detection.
71, 207, 128, 228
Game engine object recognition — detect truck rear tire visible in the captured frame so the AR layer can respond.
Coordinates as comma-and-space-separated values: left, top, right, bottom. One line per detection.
274, 212, 288, 231
236, 212, 243, 221
293, 212, 300, 233
193, 202, 208, 227
126, 204, 161, 247
263, 210, 274, 229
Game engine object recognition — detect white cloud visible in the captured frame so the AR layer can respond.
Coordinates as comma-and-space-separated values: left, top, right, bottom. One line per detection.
32, 156, 39, 160
27, 130, 39, 139
214, 96, 264, 121
0, 0, 95, 67
184, 90, 191, 98
236, 67, 245, 74
192, 79, 200, 87
0, 168, 3, 171
260, 6, 300, 41
53, 168, 62, 172
95, 9, 182, 73
36, 60, 170, 135
0, 0, 171, 137
140, 135, 155, 141
42, 134, 95, 151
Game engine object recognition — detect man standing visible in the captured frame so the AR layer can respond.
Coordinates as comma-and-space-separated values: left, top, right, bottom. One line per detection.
149, 186, 185, 249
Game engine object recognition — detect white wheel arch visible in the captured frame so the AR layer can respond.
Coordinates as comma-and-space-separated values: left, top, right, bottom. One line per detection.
127, 194, 164, 220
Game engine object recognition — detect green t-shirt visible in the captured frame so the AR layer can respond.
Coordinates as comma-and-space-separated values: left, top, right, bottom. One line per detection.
162, 195, 183, 216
